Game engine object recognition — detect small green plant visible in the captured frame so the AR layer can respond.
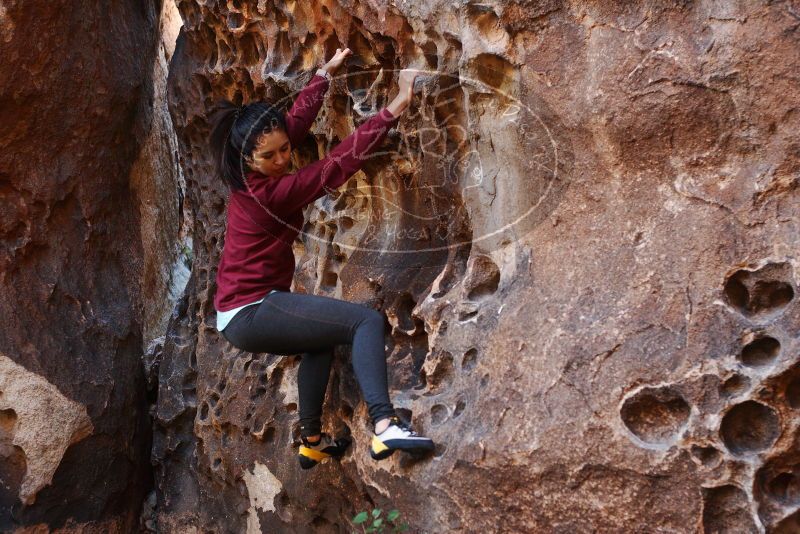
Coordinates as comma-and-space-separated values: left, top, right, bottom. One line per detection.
351, 507, 409, 533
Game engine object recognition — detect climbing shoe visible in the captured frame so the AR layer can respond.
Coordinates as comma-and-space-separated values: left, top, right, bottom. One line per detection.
298, 433, 351, 470
370, 415, 435, 460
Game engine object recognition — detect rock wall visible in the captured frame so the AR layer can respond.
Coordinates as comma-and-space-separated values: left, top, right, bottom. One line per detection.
0, 1, 166, 531
156, 1, 800, 532
130, 0, 191, 350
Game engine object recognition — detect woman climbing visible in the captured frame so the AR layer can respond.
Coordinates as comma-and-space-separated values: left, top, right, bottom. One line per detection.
209, 47, 435, 470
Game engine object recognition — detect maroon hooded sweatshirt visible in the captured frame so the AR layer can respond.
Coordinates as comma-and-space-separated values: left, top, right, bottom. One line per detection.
213, 73, 400, 314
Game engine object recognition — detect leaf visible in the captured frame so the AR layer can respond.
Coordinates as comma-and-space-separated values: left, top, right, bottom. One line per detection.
373, 518, 383, 528
353, 511, 369, 524
387, 510, 400, 522
397, 523, 409, 531
372, 508, 382, 518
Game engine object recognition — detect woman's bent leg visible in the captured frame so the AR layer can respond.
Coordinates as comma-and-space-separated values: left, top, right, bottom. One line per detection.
221, 290, 397, 428
297, 348, 334, 438
348, 310, 395, 425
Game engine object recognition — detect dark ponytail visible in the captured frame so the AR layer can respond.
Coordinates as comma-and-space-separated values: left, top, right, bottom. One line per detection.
208, 99, 288, 192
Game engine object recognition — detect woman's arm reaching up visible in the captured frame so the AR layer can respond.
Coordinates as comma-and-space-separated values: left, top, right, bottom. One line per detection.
259, 69, 419, 216
284, 48, 352, 146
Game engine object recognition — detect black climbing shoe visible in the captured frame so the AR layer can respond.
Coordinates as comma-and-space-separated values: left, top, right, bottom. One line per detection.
370, 415, 435, 460
298, 432, 351, 470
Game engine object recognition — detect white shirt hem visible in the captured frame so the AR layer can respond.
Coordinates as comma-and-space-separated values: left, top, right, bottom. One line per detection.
217, 289, 280, 332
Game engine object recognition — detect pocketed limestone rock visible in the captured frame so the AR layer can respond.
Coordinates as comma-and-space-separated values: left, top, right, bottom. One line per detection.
155, 1, 800, 532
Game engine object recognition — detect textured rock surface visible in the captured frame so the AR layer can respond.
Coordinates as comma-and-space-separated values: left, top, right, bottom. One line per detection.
130, 0, 192, 349
155, 1, 800, 532
0, 1, 165, 530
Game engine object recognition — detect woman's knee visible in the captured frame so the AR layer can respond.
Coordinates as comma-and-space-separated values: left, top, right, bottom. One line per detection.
354, 308, 385, 333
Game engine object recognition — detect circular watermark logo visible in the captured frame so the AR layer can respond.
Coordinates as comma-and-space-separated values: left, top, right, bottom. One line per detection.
237, 67, 572, 269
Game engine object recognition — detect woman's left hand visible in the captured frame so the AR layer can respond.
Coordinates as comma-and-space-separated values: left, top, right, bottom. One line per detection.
322, 47, 352, 76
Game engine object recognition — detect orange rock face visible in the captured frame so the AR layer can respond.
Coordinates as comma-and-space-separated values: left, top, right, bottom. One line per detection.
149, 1, 798, 532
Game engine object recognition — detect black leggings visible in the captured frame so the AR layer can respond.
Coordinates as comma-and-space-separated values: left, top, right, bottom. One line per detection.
220, 290, 396, 438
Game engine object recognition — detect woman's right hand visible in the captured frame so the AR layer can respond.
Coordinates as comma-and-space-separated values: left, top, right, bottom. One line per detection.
397, 69, 419, 103
387, 69, 419, 117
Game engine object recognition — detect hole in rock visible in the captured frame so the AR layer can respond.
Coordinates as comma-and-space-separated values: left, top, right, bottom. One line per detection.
464, 255, 500, 300
321, 270, 338, 288
393, 292, 418, 333
346, 28, 378, 67
467, 53, 515, 91
740, 336, 780, 367
786, 376, 800, 408
720, 374, 750, 399
272, 31, 291, 69
620, 387, 691, 445
227, 12, 245, 30
465, 3, 505, 45
323, 34, 340, 64
217, 377, 227, 392
720, 401, 780, 456
723, 263, 794, 318
338, 216, 354, 231
767, 472, 800, 505
217, 40, 232, 64
238, 32, 261, 66
269, 367, 284, 393
285, 39, 315, 75
459, 309, 478, 322
702, 485, 757, 534
462, 348, 478, 371
422, 40, 439, 69
691, 445, 722, 468
454, 399, 466, 418
205, 30, 218, 67
430, 404, 448, 425
285, 402, 297, 413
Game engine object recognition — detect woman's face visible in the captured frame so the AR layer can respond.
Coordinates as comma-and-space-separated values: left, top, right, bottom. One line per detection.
248, 129, 291, 177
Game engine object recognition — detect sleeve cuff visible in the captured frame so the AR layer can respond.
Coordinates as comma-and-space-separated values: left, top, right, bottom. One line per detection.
381, 107, 400, 122
314, 68, 332, 82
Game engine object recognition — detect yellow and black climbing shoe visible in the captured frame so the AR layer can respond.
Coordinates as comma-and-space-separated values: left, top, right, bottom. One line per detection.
370, 415, 435, 460
298, 433, 351, 470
